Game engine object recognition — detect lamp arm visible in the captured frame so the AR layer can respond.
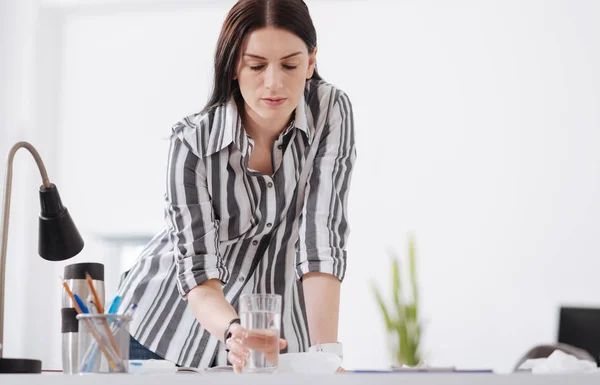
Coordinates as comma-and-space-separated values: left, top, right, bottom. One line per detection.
0, 141, 52, 358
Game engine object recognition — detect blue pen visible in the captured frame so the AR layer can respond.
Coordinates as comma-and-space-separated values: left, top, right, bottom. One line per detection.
73, 293, 89, 314
107, 296, 121, 315
106, 295, 121, 325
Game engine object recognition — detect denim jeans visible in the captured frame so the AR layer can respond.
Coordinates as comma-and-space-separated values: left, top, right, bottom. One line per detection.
129, 335, 164, 360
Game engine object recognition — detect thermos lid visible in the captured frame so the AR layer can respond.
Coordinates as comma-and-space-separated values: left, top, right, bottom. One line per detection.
63, 262, 104, 281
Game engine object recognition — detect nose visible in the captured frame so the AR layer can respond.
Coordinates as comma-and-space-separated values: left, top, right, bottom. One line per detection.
264, 65, 283, 90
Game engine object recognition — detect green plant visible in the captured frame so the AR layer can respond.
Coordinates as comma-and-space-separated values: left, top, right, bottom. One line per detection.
371, 235, 422, 367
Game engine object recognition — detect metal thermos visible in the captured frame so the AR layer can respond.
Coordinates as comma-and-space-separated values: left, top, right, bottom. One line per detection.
61, 262, 104, 374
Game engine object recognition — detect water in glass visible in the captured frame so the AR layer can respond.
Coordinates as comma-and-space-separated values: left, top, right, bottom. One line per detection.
240, 310, 281, 373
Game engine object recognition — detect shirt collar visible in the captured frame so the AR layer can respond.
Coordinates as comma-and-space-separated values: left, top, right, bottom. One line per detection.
203, 94, 312, 158
293, 94, 311, 142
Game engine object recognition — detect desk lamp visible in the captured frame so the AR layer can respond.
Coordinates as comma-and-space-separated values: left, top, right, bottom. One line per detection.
0, 141, 84, 373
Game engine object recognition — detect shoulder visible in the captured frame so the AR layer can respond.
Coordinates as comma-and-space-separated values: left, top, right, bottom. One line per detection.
304, 79, 352, 111
169, 106, 222, 159
303, 79, 354, 140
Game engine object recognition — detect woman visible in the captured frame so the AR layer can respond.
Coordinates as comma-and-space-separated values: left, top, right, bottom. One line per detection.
117, 0, 356, 372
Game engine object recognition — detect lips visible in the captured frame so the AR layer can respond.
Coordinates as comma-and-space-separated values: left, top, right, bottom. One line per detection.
261, 97, 287, 107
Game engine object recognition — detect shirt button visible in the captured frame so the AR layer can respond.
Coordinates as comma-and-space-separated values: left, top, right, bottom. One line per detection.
252, 240, 258, 246
277, 145, 282, 149
267, 182, 273, 188
266, 223, 272, 228
238, 276, 245, 282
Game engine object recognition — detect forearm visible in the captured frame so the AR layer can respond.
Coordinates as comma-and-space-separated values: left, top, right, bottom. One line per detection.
186, 278, 238, 342
301, 272, 341, 345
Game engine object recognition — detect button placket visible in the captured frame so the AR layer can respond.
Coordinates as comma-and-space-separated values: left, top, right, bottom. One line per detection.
264, 175, 276, 230
273, 137, 283, 172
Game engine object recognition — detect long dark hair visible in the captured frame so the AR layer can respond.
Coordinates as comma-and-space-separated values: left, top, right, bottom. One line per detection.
202, 0, 322, 113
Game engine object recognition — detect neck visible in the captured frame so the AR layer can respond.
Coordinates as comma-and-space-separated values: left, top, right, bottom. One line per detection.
241, 102, 292, 145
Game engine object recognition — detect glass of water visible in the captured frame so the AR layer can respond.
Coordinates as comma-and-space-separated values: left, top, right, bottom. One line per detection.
239, 293, 282, 373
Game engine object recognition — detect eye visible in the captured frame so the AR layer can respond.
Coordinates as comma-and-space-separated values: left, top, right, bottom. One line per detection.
282, 64, 298, 70
250, 65, 265, 71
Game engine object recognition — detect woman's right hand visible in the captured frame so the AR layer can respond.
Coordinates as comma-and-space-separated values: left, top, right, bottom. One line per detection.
225, 323, 287, 373
225, 323, 250, 373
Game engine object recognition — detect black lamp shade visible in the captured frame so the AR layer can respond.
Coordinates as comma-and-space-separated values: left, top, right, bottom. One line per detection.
37, 184, 84, 261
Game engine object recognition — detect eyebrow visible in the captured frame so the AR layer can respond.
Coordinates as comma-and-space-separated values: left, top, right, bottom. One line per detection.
244, 51, 303, 60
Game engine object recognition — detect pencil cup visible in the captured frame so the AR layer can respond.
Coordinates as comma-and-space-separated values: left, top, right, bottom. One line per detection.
77, 314, 132, 374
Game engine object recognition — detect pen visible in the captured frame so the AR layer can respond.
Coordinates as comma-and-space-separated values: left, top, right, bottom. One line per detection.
85, 273, 105, 312
85, 272, 121, 357
107, 296, 121, 315
87, 298, 98, 314
73, 293, 89, 314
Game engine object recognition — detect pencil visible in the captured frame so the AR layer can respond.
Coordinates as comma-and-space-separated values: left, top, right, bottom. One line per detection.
85, 272, 121, 357
61, 279, 123, 372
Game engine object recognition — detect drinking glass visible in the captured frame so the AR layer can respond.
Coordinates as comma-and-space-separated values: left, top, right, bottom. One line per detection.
239, 294, 282, 374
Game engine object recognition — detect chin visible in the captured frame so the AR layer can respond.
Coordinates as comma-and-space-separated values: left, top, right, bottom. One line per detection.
257, 106, 293, 121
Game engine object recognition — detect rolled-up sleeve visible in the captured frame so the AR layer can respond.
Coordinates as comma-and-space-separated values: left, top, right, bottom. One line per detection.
296, 91, 357, 282
165, 134, 229, 298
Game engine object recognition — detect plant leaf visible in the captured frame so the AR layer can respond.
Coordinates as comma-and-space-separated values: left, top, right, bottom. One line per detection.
371, 281, 393, 330
406, 304, 417, 322
408, 234, 418, 313
391, 255, 403, 317
397, 317, 409, 365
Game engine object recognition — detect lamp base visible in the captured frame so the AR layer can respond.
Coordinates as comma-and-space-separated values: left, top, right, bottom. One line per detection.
0, 358, 42, 373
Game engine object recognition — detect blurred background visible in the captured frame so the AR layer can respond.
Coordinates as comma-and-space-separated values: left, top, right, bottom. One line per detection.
1, 0, 599, 373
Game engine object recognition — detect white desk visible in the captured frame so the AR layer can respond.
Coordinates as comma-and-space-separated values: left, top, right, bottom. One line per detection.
3, 373, 600, 385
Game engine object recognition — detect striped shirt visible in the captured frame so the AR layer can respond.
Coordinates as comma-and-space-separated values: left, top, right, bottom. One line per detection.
116, 78, 356, 368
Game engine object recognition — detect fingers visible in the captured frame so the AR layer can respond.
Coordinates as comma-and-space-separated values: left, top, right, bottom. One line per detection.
228, 323, 248, 340
279, 338, 287, 349
244, 335, 278, 354
225, 324, 249, 373
244, 328, 277, 344
228, 351, 245, 374
226, 336, 250, 358
241, 330, 287, 355
245, 328, 277, 339
226, 337, 249, 373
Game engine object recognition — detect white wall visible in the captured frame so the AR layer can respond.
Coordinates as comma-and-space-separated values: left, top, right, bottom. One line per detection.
1, 0, 599, 373
0, 0, 64, 367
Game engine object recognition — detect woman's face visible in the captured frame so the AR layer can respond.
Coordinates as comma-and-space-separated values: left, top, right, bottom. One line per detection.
236, 27, 316, 124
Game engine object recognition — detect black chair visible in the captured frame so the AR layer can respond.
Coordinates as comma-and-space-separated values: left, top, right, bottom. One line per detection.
557, 307, 600, 365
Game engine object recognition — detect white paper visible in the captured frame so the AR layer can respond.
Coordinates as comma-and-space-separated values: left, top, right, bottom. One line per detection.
519, 350, 599, 374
